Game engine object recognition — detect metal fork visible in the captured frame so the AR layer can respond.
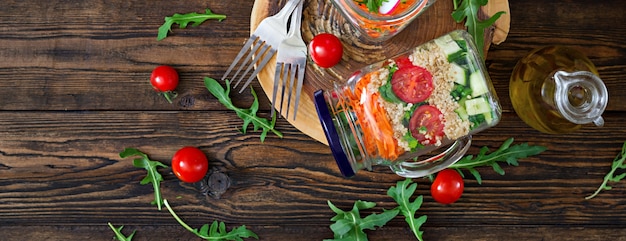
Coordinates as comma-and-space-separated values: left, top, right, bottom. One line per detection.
221, 0, 303, 93
272, 0, 307, 120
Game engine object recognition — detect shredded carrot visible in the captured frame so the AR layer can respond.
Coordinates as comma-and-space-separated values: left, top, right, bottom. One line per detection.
352, 0, 426, 39
342, 72, 405, 161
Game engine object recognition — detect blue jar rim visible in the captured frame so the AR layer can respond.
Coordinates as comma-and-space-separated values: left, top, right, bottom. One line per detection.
313, 90, 356, 177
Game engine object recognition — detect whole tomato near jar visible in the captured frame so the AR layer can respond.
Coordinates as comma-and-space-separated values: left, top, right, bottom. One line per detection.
431, 169, 464, 204
309, 33, 343, 68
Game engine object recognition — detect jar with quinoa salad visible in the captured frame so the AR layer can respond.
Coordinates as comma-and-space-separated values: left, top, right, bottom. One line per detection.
314, 30, 502, 178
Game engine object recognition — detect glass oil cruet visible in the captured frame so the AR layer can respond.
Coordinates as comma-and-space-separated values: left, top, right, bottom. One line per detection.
509, 45, 608, 134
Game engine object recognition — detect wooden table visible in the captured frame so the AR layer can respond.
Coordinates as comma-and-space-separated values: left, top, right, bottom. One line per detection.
1, 0, 626, 240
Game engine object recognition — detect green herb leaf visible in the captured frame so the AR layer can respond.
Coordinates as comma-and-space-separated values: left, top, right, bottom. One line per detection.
586, 142, 626, 200
108, 222, 136, 241
451, 0, 506, 57
204, 77, 283, 141
355, 0, 385, 13
158, 8, 226, 41
325, 200, 399, 241
449, 138, 547, 184
387, 179, 427, 241
119, 148, 169, 210
164, 199, 259, 240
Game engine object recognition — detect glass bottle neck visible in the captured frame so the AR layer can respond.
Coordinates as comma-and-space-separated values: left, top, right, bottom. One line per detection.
548, 70, 608, 126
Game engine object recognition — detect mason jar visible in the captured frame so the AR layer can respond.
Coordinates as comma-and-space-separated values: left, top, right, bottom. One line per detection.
314, 30, 501, 178
330, 0, 436, 42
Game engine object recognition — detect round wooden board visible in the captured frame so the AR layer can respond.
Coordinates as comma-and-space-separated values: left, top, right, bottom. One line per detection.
250, 0, 508, 145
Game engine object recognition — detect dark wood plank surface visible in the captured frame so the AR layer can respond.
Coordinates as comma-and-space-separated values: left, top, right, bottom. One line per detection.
1, 0, 626, 240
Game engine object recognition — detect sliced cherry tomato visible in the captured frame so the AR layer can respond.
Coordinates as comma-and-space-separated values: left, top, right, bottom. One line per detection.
171, 146, 209, 183
308, 33, 343, 68
431, 169, 464, 204
394, 56, 414, 69
150, 65, 179, 103
409, 105, 444, 145
391, 65, 433, 103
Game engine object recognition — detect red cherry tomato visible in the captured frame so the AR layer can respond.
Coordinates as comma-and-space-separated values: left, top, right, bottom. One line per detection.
391, 65, 433, 103
394, 56, 414, 69
409, 105, 444, 145
431, 169, 464, 204
150, 65, 179, 103
171, 146, 209, 183
308, 33, 343, 68
150, 65, 179, 92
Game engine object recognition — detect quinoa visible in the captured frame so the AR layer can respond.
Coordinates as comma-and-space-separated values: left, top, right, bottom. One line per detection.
365, 41, 471, 151
410, 42, 470, 144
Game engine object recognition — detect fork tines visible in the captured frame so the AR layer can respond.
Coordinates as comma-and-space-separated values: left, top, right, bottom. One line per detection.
221, 36, 274, 92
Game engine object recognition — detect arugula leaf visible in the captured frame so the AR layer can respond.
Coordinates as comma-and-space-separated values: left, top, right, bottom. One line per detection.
119, 148, 169, 210
325, 200, 399, 241
355, 0, 385, 13
204, 77, 283, 142
108, 222, 136, 241
164, 199, 259, 240
158, 8, 227, 41
451, 0, 506, 57
586, 142, 626, 200
449, 138, 547, 184
387, 179, 427, 241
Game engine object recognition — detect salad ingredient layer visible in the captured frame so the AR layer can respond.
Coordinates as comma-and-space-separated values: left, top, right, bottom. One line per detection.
340, 32, 496, 160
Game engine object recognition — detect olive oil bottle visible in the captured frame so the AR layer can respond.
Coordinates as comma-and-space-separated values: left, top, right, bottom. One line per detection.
509, 46, 608, 134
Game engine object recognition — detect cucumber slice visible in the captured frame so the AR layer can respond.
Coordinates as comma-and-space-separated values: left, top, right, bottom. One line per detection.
469, 71, 489, 97
455, 106, 469, 121
483, 110, 494, 124
434, 35, 462, 60
455, 39, 468, 51
464, 97, 491, 116
450, 63, 467, 86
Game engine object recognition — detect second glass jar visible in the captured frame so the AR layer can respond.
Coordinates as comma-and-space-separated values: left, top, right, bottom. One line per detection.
330, 0, 436, 42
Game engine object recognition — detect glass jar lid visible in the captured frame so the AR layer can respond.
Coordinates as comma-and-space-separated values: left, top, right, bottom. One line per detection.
313, 90, 356, 177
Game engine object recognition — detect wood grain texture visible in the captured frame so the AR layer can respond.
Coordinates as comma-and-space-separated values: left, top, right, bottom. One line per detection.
0, 0, 626, 240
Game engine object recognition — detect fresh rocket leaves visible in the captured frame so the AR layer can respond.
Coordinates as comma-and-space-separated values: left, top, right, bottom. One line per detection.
325, 200, 399, 241
451, 0, 506, 57
119, 148, 169, 210
164, 199, 259, 241
204, 77, 283, 142
108, 222, 136, 241
586, 142, 626, 200
158, 8, 227, 41
449, 138, 547, 184
326, 179, 426, 241
387, 179, 427, 241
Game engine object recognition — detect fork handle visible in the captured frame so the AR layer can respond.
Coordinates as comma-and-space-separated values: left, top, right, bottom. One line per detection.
273, 0, 304, 22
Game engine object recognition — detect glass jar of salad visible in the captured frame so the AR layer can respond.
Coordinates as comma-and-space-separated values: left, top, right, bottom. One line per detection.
330, 0, 436, 43
314, 30, 502, 178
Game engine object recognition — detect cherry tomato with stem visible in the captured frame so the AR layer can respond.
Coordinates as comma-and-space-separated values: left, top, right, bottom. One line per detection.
431, 169, 464, 204
150, 65, 179, 103
171, 146, 209, 183
308, 33, 343, 68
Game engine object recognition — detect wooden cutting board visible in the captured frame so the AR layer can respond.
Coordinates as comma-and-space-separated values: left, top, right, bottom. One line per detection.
250, 0, 510, 144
